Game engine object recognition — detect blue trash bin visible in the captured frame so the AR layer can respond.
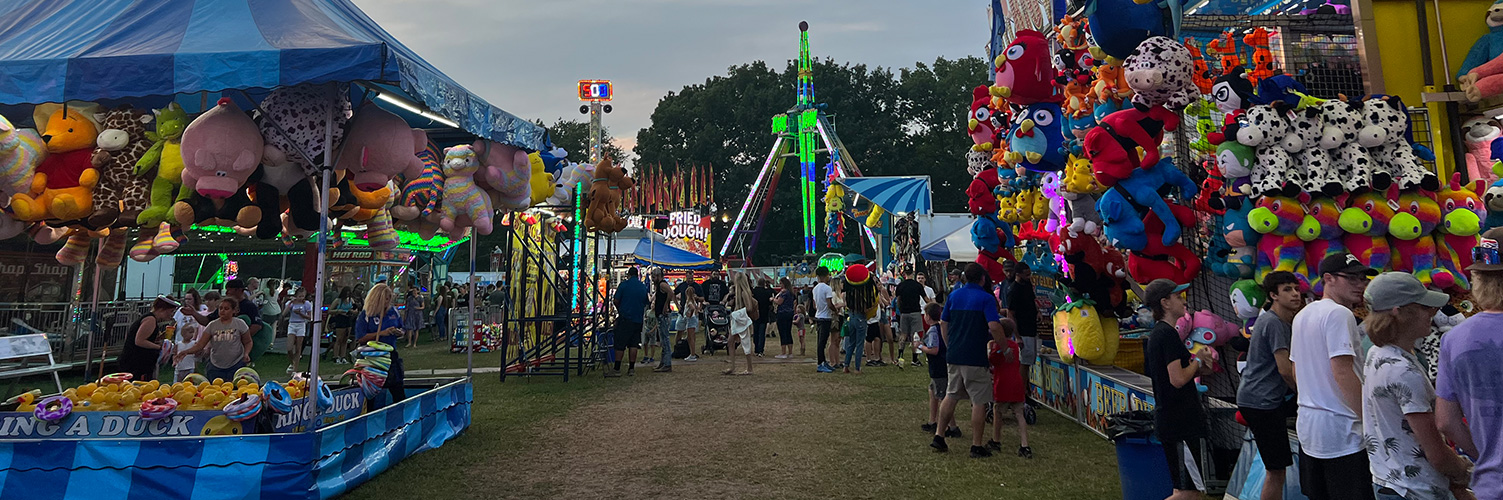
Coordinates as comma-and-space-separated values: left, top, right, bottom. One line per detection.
1114, 434, 1173, 500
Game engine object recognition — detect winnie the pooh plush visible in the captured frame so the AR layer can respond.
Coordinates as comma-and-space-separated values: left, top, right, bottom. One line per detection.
583, 156, 634, 232
11, 102, 101, 222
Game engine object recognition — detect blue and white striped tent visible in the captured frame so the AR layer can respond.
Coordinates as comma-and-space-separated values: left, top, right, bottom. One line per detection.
919, 223, 978, 262
836, 176, 933, 215
0, 0, 542, 150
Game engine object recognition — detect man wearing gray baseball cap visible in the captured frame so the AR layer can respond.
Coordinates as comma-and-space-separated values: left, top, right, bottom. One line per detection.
1291, 252, 1379, 500
1359, 272, 1473, 500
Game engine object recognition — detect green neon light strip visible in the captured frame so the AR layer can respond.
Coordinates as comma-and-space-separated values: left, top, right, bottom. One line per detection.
190, 224, 466, 252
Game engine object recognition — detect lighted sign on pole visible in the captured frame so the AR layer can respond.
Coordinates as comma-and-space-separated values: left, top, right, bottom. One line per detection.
577, 80, 614, 164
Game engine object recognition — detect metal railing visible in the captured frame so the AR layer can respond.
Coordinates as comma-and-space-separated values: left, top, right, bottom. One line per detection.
0, 300, 152, 366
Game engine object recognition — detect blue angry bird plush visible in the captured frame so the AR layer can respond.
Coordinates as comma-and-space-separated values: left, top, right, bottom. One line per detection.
1004, 102, 1067, 173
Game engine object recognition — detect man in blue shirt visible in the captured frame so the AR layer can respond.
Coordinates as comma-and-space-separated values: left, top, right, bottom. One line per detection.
609, 267, 650, 377
931, 263, 1008, 458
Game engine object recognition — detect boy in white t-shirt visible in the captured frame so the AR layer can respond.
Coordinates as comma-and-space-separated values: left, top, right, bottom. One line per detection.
1290, 253, 1378, 500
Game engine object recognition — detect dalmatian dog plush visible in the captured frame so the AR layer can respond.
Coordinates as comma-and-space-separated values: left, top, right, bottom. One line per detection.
1123, 36, 1198, 111
1358, 96, 1439, 192
1287, 106, 1342, 197
1240, 103, 1302, 197
1318, 98, 1375, 193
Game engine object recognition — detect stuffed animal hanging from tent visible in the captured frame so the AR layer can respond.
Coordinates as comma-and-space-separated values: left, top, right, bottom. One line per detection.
1183, 39, 1214, 95
332, 103, 427, 221
1084, 0, 1171, 60
584, 156, 635, 233
1060, 155, 1104, 235
1339, 187, 1397, 271
250, 144, 320, 239
1123, 36, 1198, 110
1216, 141, 1256, 209
1359, 96, 1439, 192
255, 83, 351, 177
474, 140, 532, 211
11, 102, 102, 223
1092, 56, 1133, 103
0, 113, 45, 240
1436, 172, 1486, 289
390, 145, 444, 239
1053, 299, 1120, 365
1003, 102, 1066, 172
1298, 195, 1348, 293
1249, 194, 1309, 282
990, 30, 1061, 106
1210, 200, 1260, 278
968, 86, 1002, 152
1124, 202, 1202, 284
135, 103, 188, 227
1055, 15, 1090, 51
438, 144, 494, 236
172, 98, 263, 230
1463, 116, 1502, 186
1318, 97, 1376, 193
1056, 229, 1129, 316
1389, 188, 1451, 288
84, 105, 155, 231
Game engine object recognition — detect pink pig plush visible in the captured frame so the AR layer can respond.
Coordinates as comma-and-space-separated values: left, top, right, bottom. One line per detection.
172, 98, 263, 229
333, 103, 425, 214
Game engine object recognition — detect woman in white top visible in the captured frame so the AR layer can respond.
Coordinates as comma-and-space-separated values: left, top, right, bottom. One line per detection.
283, 287, 313, 373
1360, 273, 1474, 500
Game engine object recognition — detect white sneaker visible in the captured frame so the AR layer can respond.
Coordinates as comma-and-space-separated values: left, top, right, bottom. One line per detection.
286, 366, 295, 373
685, 355, 699, 362
775, 354, 789, 359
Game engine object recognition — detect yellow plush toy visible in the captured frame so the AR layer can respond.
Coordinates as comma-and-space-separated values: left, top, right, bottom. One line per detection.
1054, 299, 1120, 365
527, 152, 552, 207
11, 103, 101, 222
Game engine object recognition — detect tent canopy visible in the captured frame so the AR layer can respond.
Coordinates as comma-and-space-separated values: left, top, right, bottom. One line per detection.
836, 176, 932, 215
633, 238, 715, 270
0, 0, 542, 150
919, 224, 977, 263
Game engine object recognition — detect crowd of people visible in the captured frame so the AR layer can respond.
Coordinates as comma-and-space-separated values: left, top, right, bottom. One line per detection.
1142, 251, 1500, 500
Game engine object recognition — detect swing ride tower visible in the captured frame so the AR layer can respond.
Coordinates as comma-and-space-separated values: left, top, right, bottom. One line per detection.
719, 21, 868, 263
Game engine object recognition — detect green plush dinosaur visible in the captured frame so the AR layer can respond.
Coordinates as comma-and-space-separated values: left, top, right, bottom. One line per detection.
135, 103, 189, 226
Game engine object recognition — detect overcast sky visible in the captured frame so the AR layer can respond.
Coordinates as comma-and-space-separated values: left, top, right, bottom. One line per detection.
357, 0, 990, 157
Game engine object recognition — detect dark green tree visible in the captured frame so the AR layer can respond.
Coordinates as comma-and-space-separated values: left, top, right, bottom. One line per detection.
537, 118, 628, 165
634, 56, 988, 264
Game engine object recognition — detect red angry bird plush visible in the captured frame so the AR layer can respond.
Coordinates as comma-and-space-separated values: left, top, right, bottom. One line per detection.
967, 166, 1001, 216
991, 30, 1062, 106
1083, 105, 1182, 187
968, 86, 1002, 152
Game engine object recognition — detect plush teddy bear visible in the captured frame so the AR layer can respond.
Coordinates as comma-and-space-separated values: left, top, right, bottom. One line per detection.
172, 98, 263, 230
1123, 36, 1197, 110
437, 144, 494, 236
1463, 116, 1502, 186
1287, 106, 1343, 197
1389, 188, 1451, 287
1240, 103, 1302, 197
1436, 172, 1487, 290
967, 85, 1003, 152
1249, 194, 1309, 282
135, 103, 188, 226
1317, 98, 1376, 194
584, 156, 635, 233
473, 140, 531, 211
990, 30, 1062, 106
250, 144, 320, 239
11, 102, 102, 222
1359, 96, 1438, 192
0, 113, 45, 239
1298, 195, 1348, 293
86, 105, 155, 230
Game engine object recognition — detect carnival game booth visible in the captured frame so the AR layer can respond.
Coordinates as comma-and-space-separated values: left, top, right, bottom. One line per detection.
0, 0, 554, 496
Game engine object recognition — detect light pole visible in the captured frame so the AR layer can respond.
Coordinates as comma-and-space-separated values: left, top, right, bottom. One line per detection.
577, 80, 614, 163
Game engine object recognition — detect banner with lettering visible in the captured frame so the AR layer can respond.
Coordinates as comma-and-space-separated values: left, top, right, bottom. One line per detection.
0, 409, 251, 438
1027, 356, 1078, 419
658, 210, 711, 258
272, 386, 367, 433
1077, 367, 1156, 437
0, 251, 74, 302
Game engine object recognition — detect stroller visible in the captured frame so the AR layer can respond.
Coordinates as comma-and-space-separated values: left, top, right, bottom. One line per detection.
702, 304, 730, 354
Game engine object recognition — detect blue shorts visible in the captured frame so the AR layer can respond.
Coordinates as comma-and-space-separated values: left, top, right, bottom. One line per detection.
682, 315, 700, 330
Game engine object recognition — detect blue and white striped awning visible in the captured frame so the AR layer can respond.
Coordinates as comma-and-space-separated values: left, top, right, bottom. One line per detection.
836, 176, 933, 215
0, 0, 543, 150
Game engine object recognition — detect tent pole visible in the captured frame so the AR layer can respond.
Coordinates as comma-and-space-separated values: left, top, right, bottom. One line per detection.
466, 233, 475, 378
309, 84, 336, 420
465, 231, 471, 375
82, 239, 100, 380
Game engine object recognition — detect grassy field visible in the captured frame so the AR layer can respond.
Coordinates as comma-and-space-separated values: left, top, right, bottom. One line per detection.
342, 352, 1124, 500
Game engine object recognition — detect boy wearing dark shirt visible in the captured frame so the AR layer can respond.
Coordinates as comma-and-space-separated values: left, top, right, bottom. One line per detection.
1141, 279, 1213, 498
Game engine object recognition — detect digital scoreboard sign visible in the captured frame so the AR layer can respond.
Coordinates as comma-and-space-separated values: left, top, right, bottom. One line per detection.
578, 80, 613, 101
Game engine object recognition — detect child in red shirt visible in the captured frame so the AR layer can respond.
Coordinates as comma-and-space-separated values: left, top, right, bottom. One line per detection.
987, 319, 1032, 458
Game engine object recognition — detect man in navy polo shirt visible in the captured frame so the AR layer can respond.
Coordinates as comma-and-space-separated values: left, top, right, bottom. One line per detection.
930, 263, 1009, 458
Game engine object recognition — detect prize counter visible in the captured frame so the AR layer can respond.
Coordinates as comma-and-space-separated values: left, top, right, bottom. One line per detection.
0, 377, 472, 499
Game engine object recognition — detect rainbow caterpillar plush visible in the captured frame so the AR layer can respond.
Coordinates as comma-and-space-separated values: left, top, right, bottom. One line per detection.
1249, 194, 1308, 282
1389, 188, 1451, 288
1436, 172, 1486, 289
